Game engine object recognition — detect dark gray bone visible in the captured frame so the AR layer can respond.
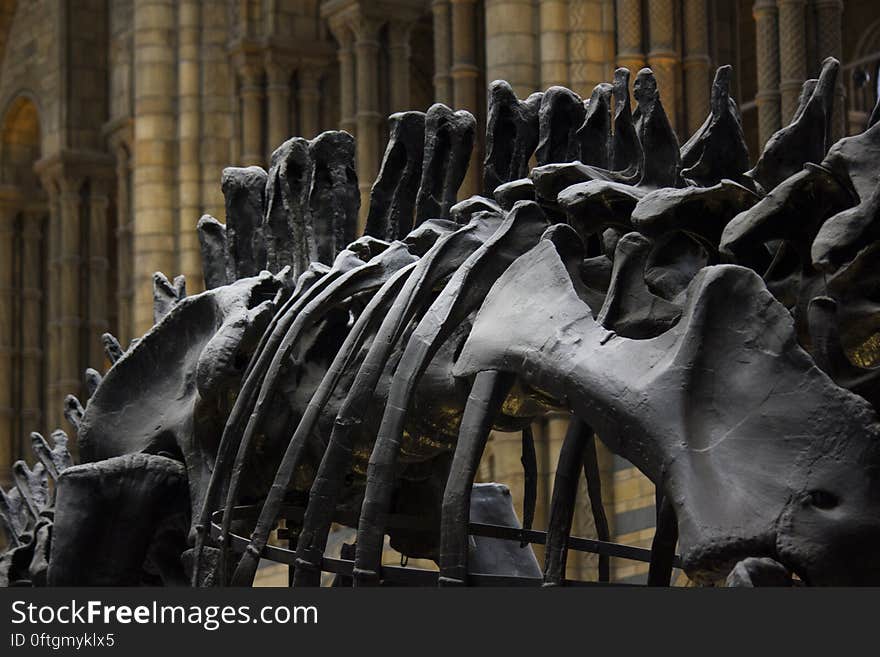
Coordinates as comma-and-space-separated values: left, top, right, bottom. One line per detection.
263, 137, 315, 276
415, 104, 476, 223
536, 86, 586, 166
30, 431, 72, 483
611, 68, 641, 175
366, 111, 426, 241
353, 201, 550, 584
484, 80, 541, 193
153, 272, 186, 324
455, 236, 880, 585
101, 332, 124, 364
747, 58, 839, 194
633, 68, 680, 188
596, 232, 682, 338
48, 454, 189, 585
679, 66, 750, 187
84, 368, 102, 398
632, 180, 758, 253
577, 83, 613, 168
197, 215, 231, 289
308, 131, 359, 264
493, 178, 536, 211
221, 166, 269, 279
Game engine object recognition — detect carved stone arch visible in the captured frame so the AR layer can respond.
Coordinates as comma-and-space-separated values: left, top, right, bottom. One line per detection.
0, 92, 43, 189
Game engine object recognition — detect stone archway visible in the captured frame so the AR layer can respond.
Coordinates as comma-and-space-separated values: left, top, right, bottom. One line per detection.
0, 93, 46, 482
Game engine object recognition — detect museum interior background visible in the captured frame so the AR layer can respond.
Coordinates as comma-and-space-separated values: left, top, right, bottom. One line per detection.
1, 0, 879, 584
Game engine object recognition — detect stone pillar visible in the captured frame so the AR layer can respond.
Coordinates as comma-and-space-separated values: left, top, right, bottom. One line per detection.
239, 62, 265, 167
777, 0, 807, 123
615, 0, 645, 73
178, 0, 203, 294
432, 0, 453, 104
647, 0, 679, 131
41, 178, 61, 431
539, 0, 568, 88
814, 0, 845, 141
451, 0, 480, 197
87, 182, 110, 370
201, 0, 233, 220
266, 61, 292, 149
114, 143, 134, 345
485, 0, 537, 98
569, 0, 616, 98
133, 0, 177, 336
57, 176, 83, 410
0, 205, 13, 473
389, 22, 413, 110
19, 210, 43, 445
754, 0, 782, 146
299, 66, 322, 138
683, 0, 711, 135
354, 18, 384, 233
332, 23, 357, 136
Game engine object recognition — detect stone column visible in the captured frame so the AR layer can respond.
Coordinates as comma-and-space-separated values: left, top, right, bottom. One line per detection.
647, 0, 679, 131
754, 0, 782, 146
299, 66, 322, 138
266, 61, 292, 149
0, 205, 14, 473
178, 0, 203, 294
41, 177, 61, 431
814, 0, 845, 141
485, 0, 537, 98
683, 0, 711, 135
19, 210, 43, 444
239, 62, 265, 166
114, 143, 134, 345
133, 0, 177, 336
57, 176, 83, 411
200, 0, 233, 220
432, 0, 453, 104
539, 0, 568, 88
451, 0, 480, 197
331, 22, 357, 136
354, 17, 384, 233
389, 22, 413, 110
87, 182, 110, 370
777, 0, 807, 123
615, 0, 645, 73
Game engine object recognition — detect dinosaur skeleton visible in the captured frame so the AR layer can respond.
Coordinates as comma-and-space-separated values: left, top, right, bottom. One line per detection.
3, 57, 880, 587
